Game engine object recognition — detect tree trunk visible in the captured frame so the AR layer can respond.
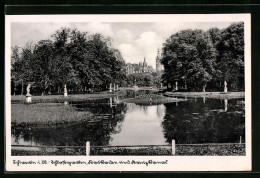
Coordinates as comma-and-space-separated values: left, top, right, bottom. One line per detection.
170, 83, 173, 90
14, 82, 16, 96
21, 80, 24, 95
48, 88, 52, 95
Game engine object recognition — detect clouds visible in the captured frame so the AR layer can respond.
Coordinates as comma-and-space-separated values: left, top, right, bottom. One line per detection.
11, 22, 233, 68
80, 22, 113, 37
118, 44, 142, 64
11, 22, 114, 47
114, 29, 134, 44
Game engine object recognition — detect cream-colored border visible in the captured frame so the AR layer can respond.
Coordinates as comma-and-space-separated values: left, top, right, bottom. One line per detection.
5, 14, 251, 172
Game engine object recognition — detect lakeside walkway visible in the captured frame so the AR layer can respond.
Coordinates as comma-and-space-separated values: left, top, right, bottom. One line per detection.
11, 90, 126, 103
164, 91, 245, 99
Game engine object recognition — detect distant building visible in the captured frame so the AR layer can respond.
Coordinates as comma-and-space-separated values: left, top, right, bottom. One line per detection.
156, 49, 162, 72
125, 57, 154, 74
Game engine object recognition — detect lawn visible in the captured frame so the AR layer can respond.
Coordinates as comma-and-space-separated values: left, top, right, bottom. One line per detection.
11, 103, 92, 124
11, 90, 126, 103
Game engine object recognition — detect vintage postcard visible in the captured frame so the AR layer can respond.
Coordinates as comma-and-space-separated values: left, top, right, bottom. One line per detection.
5, 14, 251, 171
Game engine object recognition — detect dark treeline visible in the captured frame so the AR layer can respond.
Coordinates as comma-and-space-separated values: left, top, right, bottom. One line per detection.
122, 72, 162, 87
161, 22, 244, 92
11, 28, 126, 95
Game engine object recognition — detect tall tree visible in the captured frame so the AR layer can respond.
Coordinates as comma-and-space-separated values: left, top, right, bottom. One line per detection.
32, 40, 55, 95
216, 22, 244, 90
161, 30, 217, 92
11, 46, 20, 95
52, 28, 79, 93
17, 43, 35, 95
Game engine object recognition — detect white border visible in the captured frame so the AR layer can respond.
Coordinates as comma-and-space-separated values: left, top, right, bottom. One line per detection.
5, 14, 251, 172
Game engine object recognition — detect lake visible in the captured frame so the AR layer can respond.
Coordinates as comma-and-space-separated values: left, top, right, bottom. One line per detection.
11, 90, 245, 147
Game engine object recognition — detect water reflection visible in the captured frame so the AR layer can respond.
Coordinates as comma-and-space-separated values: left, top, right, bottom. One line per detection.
162, 98, 245, 144
11, 91, 245, 147
224, 98, 228, 112
12, 101, 127, 146
109, 103, 166, 146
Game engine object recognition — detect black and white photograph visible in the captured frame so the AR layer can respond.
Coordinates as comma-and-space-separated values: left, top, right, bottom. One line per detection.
5, 14, 251, 171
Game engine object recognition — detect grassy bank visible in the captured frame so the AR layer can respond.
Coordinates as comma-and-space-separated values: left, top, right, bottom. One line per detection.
11, 103, 92, 123
12, 144, 245, 156
164, 92, 245, 99
11, 90, 126, 103
120, 87, 159, 91
122, 94, 185, 104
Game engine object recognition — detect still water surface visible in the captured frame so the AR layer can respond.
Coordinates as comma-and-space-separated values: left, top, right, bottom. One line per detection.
12, 90, 245, 146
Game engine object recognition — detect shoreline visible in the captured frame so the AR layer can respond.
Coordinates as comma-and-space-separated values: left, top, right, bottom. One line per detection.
11, 90, 126, 103
11, 90, 245, 104
122, 96, 185, 105
11, 90, 245, 102
164, 91, 245, 99
11, 144, 245, 156
120, 87, 159, 91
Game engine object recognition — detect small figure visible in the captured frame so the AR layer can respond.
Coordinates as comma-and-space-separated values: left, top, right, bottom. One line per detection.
109, 83, 112, 93
26, 84, 31, 96
25, 83, 32, 103
224, 81, 228, 93
64, 84, 67, 93
64, 84, 68, 97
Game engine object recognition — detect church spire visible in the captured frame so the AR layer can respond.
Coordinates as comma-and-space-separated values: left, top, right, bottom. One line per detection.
156, 48, 162, 72
156, 48, 160, 59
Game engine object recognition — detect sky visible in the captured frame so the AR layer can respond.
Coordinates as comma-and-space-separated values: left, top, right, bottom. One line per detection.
11, 22, 233, 68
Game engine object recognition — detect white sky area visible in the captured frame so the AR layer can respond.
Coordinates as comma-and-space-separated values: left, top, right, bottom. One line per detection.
11, 22, 233, 68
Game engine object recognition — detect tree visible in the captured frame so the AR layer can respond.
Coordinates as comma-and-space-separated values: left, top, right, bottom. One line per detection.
216, 22, 244, 91
207, 28, 222, 47
32, 40, 56, 95
11, 46, 20, 95
13, 43, 35, 95
52, 28, 80, 93
143, 73, 153, 86
161, 30, 217, 92
52, 28, 125, 93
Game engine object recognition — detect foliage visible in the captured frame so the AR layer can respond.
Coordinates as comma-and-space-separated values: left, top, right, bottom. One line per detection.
161, 22, 244, 91
124, 73, 157, 87
216, 22, 244, 89
11, 28, 126, 95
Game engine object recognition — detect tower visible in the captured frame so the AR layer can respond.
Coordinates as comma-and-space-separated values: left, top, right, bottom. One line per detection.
143, 57, 148, 73
156, 49, 162, 72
